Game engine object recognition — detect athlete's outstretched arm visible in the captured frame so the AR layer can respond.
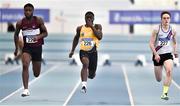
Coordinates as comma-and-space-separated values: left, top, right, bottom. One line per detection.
91, 24, 102, 40
172, 29, 178, 58
14, 20, 21, 56
69, 26, 81, 58
35, 17, 48, 40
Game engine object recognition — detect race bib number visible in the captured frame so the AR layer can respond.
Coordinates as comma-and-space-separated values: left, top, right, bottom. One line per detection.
26, 36, 37, 43
82, 38, 94, 47
158, 40, 169, 46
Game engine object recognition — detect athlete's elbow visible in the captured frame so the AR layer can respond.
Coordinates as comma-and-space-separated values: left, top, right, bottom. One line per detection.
44, 32, 48, 37
98, 36, 102, 40
98, 34, 103, 40
149, 43, 151, 48
149, 42, 153, 48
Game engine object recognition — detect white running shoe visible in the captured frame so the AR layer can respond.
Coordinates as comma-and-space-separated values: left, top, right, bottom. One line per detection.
81, 85, 87, 93
161, 93, 169, 100
21, 89, 30, 97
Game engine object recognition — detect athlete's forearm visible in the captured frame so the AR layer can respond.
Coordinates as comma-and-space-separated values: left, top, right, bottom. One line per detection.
71, 36, 79, 52
14, 21, 21, 49
174, 44, 178, 58
173, 35, 178, 57
149, 42, 158, 56
38, 17, 48, 39
37, 32, 48, 39
14, 34, 19, 49
91, 26, 102, 40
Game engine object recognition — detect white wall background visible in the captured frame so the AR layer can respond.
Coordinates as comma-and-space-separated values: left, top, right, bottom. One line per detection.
0, 0, 180, 35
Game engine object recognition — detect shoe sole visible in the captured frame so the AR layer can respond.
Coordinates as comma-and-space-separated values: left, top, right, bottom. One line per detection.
81, 86, 87, 93
21, 94, 30, 97
161, 97, 169, 100
81, 89, 86, 93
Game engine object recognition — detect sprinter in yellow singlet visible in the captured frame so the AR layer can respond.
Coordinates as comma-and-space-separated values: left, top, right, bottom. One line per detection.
69, 11, 103, 93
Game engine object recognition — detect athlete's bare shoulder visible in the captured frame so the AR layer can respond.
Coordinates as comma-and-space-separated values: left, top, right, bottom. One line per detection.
74, 25, 83, 37
171, 25, 176, 35
16, 19, 22, 25
76, 25, 83, 32
36, 16, 44, 24
152, 25, 160, 35
15, 19, 23, 30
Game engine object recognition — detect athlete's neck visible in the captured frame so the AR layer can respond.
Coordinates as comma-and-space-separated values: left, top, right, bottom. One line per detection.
26, 16, 33, 21
85, 24, 94, 27
162, 24, 169, 31
85, 24, 90, 27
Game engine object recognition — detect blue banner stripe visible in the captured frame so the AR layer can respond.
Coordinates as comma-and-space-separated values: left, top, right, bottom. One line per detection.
109, 10, 180, 24
0, 8, 49, 22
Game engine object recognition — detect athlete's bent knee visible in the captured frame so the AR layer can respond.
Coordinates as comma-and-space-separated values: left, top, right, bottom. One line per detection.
33, 71, 40, 77
156, 77, 162, 82
34, 73, 40, 77
88, 70, 96, 79
82, 64, 89, 69
156, 78, 161, 82
166, 70, 172, 77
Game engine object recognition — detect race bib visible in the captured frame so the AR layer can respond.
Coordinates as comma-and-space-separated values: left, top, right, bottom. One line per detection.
81, 38, 94, 47
26, 36, 37, 43
158, 40, 169, 46
80, 38, 95, 51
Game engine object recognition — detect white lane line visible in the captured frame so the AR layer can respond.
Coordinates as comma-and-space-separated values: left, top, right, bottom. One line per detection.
162, 71, 180, 90
63, 79, 81, 106
0, 66, 21, 75
121, 65, 135, 106
172, 80, 180, 90
0, 64, 59, 103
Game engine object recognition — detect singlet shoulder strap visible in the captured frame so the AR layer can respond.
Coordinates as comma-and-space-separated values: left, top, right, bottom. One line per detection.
155, 25, 161, 42
157, 24, 161, 35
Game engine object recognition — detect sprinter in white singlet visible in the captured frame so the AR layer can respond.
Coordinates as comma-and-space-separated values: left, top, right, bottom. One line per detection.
149, 11, 178, 100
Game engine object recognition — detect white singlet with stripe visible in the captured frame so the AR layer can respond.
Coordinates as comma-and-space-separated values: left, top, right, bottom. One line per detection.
155, 25, 174, 54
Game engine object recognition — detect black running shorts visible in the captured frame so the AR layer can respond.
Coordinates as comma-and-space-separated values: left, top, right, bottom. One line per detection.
22, 46, 42, 61
79, 49, 98, 71
152, 53, 173, 66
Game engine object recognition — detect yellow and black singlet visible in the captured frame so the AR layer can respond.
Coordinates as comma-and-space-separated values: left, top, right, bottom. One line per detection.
80, 25, 99, 51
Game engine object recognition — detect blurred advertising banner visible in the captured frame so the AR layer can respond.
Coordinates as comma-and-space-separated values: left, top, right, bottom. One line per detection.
0, 8, 49, 22
109, 10, 180, 24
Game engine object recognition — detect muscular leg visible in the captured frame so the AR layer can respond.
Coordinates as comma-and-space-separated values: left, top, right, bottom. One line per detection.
163, 59, 173, 86
154, 66, 163, 82
88, 69, 96, 79
80, 57, 89, 82
88, 51, 97, 79
22, 52, 31, 89
160, 59, 173, 100
32, 61, 41, 77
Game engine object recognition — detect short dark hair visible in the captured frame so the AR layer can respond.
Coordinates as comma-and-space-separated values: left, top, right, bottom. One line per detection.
85, 11, 94, 17
161, 11, 171, 19
24, 3, 34, 10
